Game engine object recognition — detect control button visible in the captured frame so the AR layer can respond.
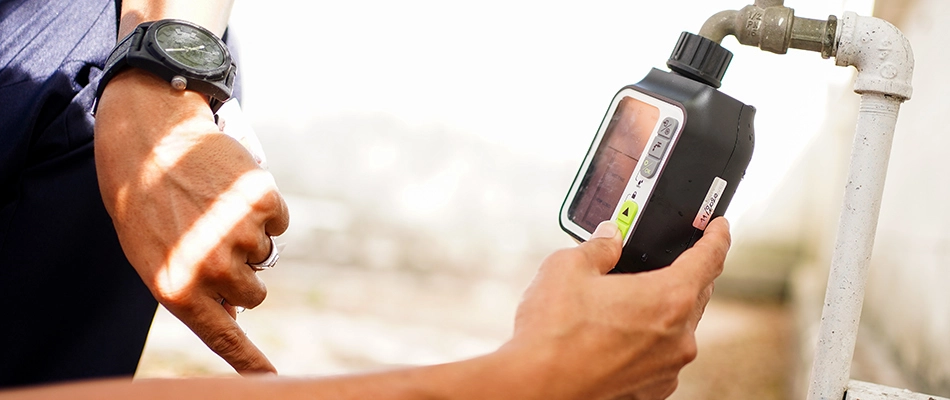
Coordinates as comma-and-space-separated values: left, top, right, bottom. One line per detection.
640, 156, 661, 178
617, 219, 631, 239
647, 137, 670, 159
616, 200, 639, 225
659, 117, 679, 138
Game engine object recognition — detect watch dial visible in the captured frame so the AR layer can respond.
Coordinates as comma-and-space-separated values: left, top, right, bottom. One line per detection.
155, 23, 226, 71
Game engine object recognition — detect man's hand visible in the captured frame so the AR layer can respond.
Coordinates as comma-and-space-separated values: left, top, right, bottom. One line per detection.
94, 69, 289, 374
0, 217, 728, 399
506, 217, 730, 400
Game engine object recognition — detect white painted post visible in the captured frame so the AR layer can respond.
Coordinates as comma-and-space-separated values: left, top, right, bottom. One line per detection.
806, 12, 914, 400
807, 92, 902, 400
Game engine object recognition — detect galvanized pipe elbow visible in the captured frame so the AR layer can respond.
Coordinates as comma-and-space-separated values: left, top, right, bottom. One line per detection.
835, 12, 915, 100
699, 4, 793, 52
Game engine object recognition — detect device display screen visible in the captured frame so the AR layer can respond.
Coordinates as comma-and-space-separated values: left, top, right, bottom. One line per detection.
568, 96, 660, 233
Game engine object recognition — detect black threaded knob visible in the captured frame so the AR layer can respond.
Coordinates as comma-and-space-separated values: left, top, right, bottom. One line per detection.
667, 32, 733, 88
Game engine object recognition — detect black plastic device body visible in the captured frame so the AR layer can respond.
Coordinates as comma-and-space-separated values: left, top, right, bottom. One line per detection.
560, 68, 755, 273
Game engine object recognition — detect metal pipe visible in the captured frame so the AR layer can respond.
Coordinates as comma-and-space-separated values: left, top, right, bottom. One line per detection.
696, 5, 915, 399
790, 17, 827, 52
807, 11, 914, 400
698, 10, 739, 44
754, 0, 784, 7
697, 3, 836, 58
807, 92, 901, 400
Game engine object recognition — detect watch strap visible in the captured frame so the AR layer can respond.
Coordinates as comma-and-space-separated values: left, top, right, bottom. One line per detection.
93, 25, 145, 114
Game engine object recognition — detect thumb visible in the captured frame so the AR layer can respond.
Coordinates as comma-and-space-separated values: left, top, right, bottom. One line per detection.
579, 220, 624, 275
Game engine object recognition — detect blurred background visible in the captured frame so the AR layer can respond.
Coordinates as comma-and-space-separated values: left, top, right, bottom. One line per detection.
135, 0, 950, 398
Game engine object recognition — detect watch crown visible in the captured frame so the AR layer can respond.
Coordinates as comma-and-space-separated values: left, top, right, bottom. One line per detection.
171, 75, 188, 91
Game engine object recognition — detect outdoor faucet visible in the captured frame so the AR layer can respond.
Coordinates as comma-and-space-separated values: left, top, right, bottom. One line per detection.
698, 0, 837, 58
688, 2, 915, 400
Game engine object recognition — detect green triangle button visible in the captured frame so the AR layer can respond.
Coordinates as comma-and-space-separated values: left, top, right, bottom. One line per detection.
616, 200, 638, 225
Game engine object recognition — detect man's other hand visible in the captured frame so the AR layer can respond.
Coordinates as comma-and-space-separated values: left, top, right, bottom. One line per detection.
507, 217, 730, 400
94, 68, 290, 375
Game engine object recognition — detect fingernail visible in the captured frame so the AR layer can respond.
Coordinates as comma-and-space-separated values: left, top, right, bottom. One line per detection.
591, 220, 619, 240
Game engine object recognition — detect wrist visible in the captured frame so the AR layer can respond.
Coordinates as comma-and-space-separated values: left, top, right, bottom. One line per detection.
490, 339, 580, 400
98, 68, 215, 121
93, 67, 221, 163
405, 343, 568, 400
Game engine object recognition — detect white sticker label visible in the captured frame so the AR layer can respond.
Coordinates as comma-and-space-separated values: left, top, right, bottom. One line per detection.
693, 177, 728, 230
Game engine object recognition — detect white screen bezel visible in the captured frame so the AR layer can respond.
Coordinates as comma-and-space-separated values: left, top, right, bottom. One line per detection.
560, 87, 686, 244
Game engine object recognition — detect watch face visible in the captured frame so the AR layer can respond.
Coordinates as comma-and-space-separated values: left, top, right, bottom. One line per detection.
154, 23, 226, 72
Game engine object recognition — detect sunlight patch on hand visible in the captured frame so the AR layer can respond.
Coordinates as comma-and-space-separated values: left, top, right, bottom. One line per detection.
159, 169, 277, 294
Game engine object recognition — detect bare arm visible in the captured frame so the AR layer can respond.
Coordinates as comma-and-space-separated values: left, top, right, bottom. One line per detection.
4, 219, 730, 400
0, 352, 530, 400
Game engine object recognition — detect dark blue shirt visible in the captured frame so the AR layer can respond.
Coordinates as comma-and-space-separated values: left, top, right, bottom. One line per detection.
0, 0, 157, 388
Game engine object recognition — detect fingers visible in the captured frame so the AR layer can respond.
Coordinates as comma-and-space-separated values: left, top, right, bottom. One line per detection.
667, 217, 731, 291
244, 177, 288, 238
534, 221, 622, 280
221, 300, 239, 320
574, 218, 727, 279
687, 282, 715, 332
200, 226, 269, 309
244, 181, 287, 268
235, 167, 289, 240
217, 263, 268, 309
187, 224, 269, 310
632, 377, 680, 400
170, 296, 277, 375
580, 220, 624, 275
246, 235, 275, 266
264, 191, 290, 237
228, 202, 282, 309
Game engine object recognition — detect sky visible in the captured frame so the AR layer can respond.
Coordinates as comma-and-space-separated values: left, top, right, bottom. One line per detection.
229, 0, 875, 226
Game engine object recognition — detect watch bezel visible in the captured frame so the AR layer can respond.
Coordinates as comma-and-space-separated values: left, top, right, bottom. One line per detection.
143, 19, 232, 80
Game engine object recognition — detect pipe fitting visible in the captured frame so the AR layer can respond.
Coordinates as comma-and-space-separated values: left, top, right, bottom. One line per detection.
752, 5, 795, 54
754, 0, 784, 7
834, 11, 915, 100
791, 14, 838, 58
699, 3, 837, 58
699, 10, 740, 44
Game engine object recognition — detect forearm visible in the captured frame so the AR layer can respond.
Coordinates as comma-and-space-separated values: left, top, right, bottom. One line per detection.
302, 349, 540, 400
119, 0, 234, 38
1, 348, 553, 400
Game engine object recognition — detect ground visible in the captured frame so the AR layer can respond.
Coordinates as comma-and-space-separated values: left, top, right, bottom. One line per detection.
137, 260, 793, 399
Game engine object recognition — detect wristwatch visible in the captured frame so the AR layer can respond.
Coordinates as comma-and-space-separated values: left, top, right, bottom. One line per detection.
94, 19, 236, 114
